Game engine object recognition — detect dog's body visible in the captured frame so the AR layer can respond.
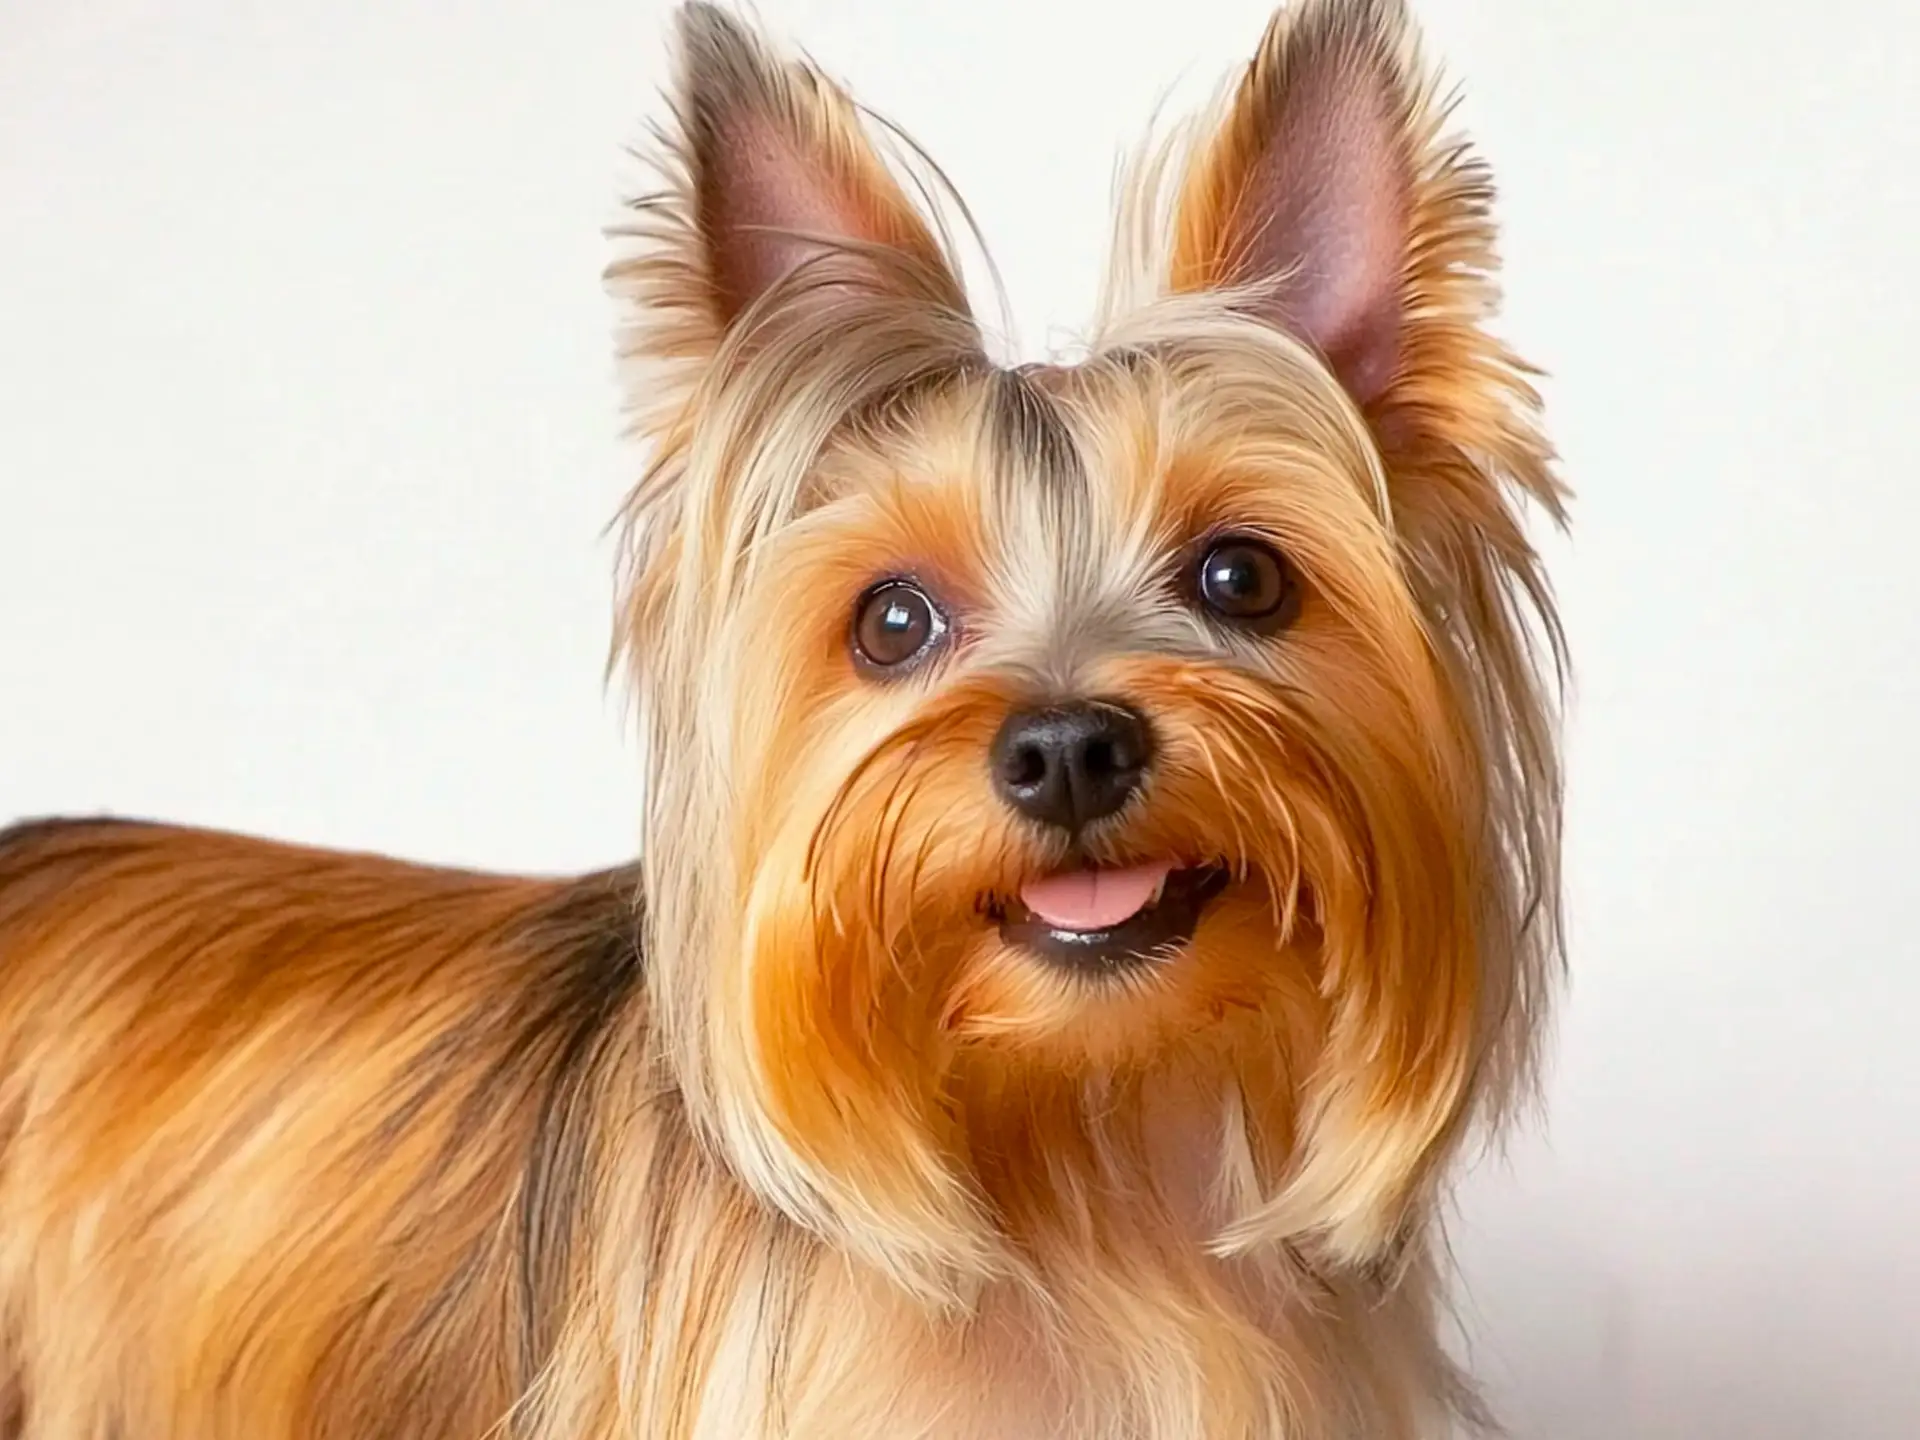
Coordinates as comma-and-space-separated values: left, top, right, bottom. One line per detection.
0, 820, 638, 1438
0, 820, 1468, 1437
0, 2, 1566, 1436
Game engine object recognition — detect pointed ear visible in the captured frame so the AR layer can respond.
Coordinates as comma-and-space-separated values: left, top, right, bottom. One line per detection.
1168, 0, 1426, 407
674, 2, 966, 326
610, 2, 971, 427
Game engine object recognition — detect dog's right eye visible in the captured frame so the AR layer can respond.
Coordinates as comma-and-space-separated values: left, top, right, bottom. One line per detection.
852, 580, 948, 673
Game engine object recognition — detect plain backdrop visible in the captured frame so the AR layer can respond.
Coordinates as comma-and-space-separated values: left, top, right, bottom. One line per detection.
3, 2, 1917, 1436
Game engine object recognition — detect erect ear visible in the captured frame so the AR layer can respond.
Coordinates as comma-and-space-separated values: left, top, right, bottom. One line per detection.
610, 2, 972, 426
1167, 0, 1430, 407
673, 1, 968, 327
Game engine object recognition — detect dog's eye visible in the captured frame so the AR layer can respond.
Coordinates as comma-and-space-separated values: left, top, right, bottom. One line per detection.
1196, 537, 1297, 629
852, 580, 948, 672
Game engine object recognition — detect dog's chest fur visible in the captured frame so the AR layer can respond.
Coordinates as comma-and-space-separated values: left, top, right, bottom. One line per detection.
650, 1091, 1427, 1440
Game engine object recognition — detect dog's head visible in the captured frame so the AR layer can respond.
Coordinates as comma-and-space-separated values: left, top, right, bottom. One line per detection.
613, 0, 1565, 1298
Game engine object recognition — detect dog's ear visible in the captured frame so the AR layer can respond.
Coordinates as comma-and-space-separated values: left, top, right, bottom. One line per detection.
610, 3, 971, 433
1166, 0, 1419, 407
1162, 0, 1563, 511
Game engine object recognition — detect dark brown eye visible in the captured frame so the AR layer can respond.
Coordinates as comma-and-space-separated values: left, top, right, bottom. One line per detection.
1196, 537, 1296, 628
852, 580, 948, 672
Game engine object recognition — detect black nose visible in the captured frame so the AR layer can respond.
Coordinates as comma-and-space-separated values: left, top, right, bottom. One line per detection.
990, 701, 1153, 832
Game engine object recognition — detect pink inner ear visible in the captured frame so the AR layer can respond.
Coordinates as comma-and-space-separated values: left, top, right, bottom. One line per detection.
1233, 64, 1409, 406
703, 111, 871, 323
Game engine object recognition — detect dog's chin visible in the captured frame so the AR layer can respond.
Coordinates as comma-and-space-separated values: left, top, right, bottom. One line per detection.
993, 862, 1231, 975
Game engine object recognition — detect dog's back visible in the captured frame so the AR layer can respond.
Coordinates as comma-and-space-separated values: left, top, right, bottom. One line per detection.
0, 819, 641, 1438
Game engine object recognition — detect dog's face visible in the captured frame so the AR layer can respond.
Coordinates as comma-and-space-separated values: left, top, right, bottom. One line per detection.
614, 0, 1564, 1294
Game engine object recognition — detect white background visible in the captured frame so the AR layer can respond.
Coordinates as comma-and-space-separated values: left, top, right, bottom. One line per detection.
3, 2, 1916, 1436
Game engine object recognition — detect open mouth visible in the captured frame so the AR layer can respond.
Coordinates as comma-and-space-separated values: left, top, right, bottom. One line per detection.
996, 860, 1230, 973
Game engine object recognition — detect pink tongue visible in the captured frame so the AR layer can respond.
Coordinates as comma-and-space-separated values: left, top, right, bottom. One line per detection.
1019, 861, 1175, 932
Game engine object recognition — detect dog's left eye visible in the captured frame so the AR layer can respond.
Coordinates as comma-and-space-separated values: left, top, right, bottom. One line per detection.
851, 580, 949, 672
1196, 536, 1298, 629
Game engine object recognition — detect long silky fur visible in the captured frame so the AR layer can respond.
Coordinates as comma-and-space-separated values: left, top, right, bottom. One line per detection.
0, 819, 646, 1438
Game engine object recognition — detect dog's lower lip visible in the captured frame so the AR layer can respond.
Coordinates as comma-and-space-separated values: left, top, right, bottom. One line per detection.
998, 865, 1229, 973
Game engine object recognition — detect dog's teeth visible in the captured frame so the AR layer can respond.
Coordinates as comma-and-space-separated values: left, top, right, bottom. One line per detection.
1146, 874, 1168, 907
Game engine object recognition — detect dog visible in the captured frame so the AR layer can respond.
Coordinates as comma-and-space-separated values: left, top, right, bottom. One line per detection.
0, 1, 1567, 1435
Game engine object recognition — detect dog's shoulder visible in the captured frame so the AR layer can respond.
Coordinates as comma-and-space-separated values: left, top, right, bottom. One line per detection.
511, 861, 646, 988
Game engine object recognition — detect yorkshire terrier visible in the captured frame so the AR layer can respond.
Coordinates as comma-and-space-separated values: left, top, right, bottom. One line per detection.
0, 0, 1566, 1435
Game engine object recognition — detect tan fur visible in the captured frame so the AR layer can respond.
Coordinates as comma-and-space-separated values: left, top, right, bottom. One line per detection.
0, 2, 1565, 1435
0, 820, 644, 1438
